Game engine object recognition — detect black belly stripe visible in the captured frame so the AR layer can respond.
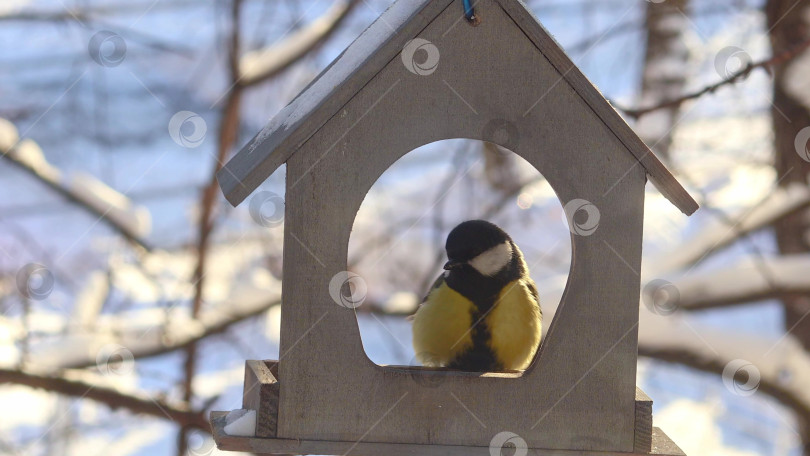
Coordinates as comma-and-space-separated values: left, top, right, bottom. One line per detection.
444, 257, 523, 372
447, 296, 502, 372
447, 308, 501, 371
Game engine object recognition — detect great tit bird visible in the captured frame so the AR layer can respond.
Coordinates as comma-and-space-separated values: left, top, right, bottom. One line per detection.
411, 220, 542, 372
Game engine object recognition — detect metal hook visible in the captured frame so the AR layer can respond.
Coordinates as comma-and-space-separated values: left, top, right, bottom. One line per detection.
462, 0, 478, 24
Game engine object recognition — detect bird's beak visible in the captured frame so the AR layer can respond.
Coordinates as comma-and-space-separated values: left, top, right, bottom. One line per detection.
443, 260, 463, 270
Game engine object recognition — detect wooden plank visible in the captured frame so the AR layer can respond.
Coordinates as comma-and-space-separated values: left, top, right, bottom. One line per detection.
494, 0, 698, 216
650, 428, 685, 456
266, 360, 279, 379
219, 0, 697, 216
216, 0, 455, 206
634, 388, 653, 453
276, 1, 645, 451
242, 360, 279, 437
212, 411, 684, 456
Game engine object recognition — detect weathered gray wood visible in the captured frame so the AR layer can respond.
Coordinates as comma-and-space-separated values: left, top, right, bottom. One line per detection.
634, 388, 653, 453
650, 428, 685, 456
213, 0, 692, 454
276, 1, 646, 451
216, 0, 454, 206
494, 0, 697, 215
212, 411, 684, 456
217, 0, 697, 214
242, 360, 278, 437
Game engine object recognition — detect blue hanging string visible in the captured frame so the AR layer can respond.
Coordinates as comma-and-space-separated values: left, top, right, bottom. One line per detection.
462, 0, 475, 21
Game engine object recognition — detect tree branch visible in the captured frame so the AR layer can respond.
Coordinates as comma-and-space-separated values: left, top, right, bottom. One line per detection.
25, 297, 281, 371
239, 0, 362, 87
672, 254, 810, 311
638, 314, 810, 447
646, 183, 810, 275
0, 368, 210, 431
1, 122, 152, 251
180, 1, 244, 453
617, 34, 810, 119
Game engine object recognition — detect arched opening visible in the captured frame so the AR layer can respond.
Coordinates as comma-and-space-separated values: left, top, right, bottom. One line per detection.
347, 138, 572, 370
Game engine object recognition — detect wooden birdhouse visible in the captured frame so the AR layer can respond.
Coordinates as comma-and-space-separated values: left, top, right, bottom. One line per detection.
211, 0, 699, 454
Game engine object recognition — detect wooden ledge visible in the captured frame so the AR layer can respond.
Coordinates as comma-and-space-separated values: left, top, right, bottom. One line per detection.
211, 411, 684, 456
237, 361, 660, 453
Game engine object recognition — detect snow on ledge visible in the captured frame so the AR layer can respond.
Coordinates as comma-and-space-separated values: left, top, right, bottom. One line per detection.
223, 409, 257, 436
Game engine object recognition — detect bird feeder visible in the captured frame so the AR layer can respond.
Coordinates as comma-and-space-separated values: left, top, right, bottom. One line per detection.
211, 0, 698, 454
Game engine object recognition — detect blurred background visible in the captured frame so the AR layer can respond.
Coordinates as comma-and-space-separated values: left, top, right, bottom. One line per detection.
1, 0, 810, 455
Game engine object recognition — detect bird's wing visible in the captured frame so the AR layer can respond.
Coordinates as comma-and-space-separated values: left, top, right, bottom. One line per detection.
525, 277, 542, 317
423, 273, 446, 301
406, 273, 446, 322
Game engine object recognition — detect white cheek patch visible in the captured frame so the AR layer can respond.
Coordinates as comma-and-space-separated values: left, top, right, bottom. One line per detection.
469, 242, 513, 277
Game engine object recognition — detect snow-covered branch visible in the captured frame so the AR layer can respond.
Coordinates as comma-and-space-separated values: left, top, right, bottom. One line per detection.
24, 295, 280, 372
0, 119, 152, 250
239, 0, 361, 86
0, 368, 210, 431
647, 183, 810, 275
672, 254, 810, 310
638, 316, 810, 433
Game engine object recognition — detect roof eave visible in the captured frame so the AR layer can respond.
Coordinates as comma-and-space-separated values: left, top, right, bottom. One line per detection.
496, 0, 698, 215
217, 0, 449, 206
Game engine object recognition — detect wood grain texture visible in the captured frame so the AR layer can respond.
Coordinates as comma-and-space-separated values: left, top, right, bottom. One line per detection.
242, 360, 279, 437
494, 0, 697, 215
218, 0, 697, 215
634, 388, 653, 453
276, 1, 646, 451
212, 411, 685, 456
216, 0, 454, 205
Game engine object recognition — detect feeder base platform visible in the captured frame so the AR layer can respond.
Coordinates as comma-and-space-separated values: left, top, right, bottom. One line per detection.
211, 411, 685, 456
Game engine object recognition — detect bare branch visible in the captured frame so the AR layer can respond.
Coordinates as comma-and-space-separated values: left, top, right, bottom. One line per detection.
24, 297, 280, 371
0, 8, 194, 57
181, 0, 245, 452
647, 183, 810, 275
640, 344, 810, 445
617, 34, 810, 119
638, 315, 810, 430
239, 0, 362, 87
0, 368, 210, 431
634, 0, 690, 161
673, 254, 810, 311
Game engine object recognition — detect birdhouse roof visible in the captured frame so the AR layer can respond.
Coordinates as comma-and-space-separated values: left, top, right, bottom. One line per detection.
217, 0, 698, 215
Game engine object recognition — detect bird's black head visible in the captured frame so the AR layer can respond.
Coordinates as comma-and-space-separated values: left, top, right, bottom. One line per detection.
444, 220, 515, 277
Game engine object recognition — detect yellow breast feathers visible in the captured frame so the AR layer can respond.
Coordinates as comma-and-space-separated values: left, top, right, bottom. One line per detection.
411, 277, 542, 371
411, 282, 475, 367
486, 279, 542, 371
